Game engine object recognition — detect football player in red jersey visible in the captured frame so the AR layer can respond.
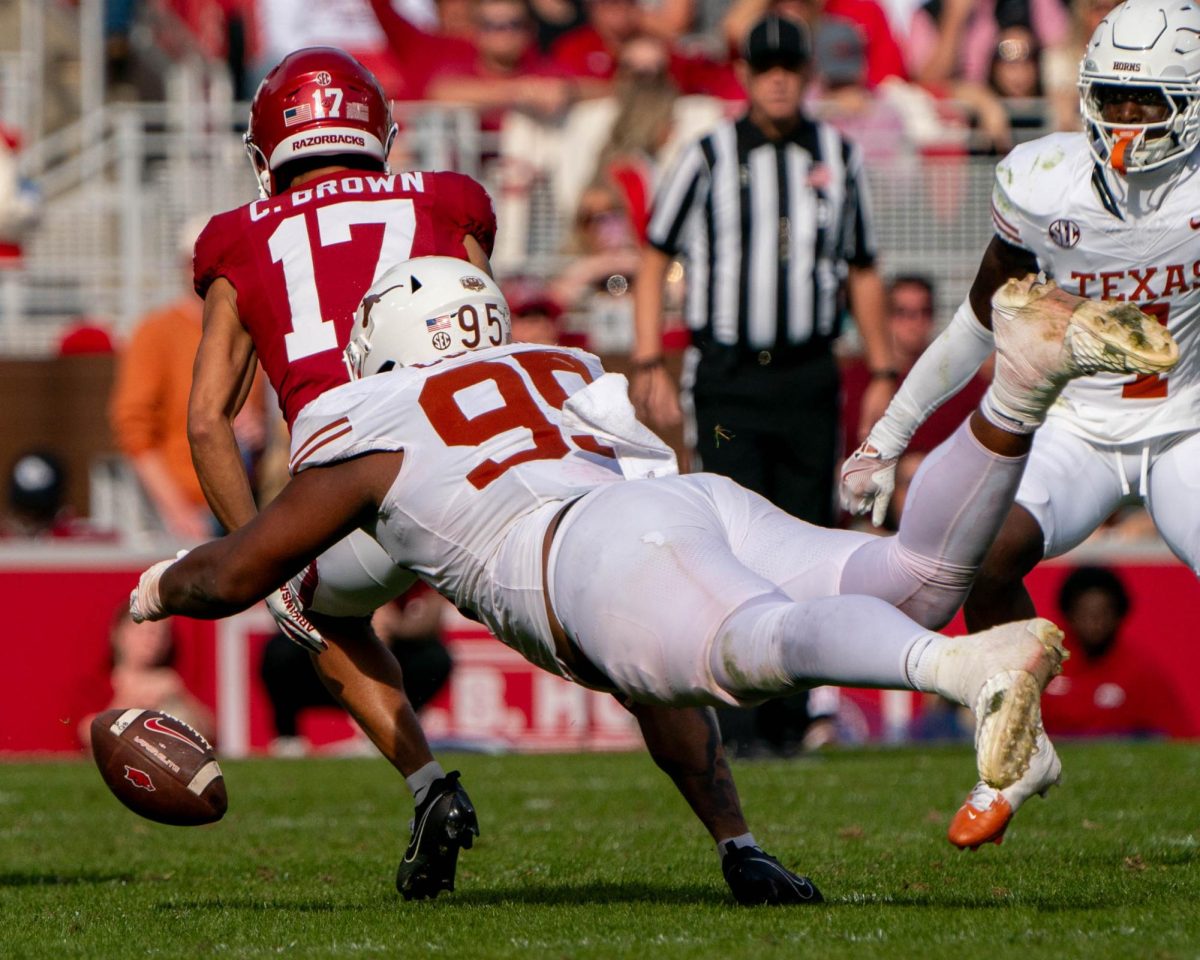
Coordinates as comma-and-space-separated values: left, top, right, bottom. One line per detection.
186, 47, 817, 907
187, 47, 498, 900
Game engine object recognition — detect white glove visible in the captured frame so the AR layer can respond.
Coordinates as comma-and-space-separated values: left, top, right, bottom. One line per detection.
839, 441, 898, 528
130, 551, 188, 623
266, 582, 326, 653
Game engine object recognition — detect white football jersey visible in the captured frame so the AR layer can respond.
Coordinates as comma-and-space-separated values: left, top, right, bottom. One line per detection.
289, 343, 668, 673
991, 133, 1200, 443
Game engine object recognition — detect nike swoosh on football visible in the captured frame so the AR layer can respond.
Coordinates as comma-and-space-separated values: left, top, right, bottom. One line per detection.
967, 809, 978, 820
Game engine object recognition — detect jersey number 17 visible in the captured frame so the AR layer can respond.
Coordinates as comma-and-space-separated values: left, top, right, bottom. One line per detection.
268, 199, 417, 362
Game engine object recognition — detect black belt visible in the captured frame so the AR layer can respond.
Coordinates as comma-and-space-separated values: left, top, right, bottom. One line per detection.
695, 338, 833, 370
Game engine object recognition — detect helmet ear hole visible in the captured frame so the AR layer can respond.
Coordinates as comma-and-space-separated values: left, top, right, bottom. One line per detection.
377, 361, 396, 374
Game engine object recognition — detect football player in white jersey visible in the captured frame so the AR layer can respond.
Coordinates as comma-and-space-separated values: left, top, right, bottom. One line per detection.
840, 0, 1200, 850
131, 256, 1174, 898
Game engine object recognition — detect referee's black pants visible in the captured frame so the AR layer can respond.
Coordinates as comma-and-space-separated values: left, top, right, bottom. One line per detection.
686, 345, 842, 751
689, 346, 840, 528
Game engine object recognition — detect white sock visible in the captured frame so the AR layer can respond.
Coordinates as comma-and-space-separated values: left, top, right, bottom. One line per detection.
904, 633, 980, 706
980, 386, 1041, 434
717, 832, 758, 861
710, 595, 934, 703
406, 760, 445, 806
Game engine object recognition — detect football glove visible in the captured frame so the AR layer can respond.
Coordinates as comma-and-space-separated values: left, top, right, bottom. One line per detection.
130, 550, 189, 623
839, 441, 898, 528
266, 581, 326, 654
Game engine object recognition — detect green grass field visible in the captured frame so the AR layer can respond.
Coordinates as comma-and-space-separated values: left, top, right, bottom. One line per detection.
2, 741, 1197, 959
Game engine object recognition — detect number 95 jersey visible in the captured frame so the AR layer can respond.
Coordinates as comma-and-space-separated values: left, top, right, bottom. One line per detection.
289, 343, 648, 674
991, 133, 1200, 444
194, 169, 496, 429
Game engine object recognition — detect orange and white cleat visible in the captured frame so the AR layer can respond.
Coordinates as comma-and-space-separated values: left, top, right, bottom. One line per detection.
949, 727, 1062, 850
963, 618, 1066, 790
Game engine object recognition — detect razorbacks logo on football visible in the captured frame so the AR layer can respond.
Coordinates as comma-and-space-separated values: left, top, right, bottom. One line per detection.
124, 766, 156, 792
1049, 219, 1081, 248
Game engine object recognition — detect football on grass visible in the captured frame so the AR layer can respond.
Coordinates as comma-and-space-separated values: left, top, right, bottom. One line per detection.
90, 708, 227, 826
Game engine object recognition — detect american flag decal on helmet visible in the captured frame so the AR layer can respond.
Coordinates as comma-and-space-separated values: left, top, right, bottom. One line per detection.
283, 103, 313, 127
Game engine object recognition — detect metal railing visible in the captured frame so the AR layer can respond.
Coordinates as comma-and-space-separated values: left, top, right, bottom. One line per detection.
5, 96, 1010, 355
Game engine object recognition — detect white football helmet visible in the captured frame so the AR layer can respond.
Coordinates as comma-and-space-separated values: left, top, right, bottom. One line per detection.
1079, 0, 1200, 175
344, 257, 510, 379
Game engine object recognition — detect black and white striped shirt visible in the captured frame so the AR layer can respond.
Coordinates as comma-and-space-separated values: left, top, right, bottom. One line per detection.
647, 114, 877, 353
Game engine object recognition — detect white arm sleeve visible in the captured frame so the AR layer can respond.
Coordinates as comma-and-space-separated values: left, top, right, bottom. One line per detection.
866, 298, 995, 459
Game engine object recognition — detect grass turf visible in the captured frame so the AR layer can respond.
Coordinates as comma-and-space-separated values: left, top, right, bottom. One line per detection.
1, 741, 1196, 959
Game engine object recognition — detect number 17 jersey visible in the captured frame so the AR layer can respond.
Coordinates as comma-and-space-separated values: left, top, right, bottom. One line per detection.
193, 169, 496, 428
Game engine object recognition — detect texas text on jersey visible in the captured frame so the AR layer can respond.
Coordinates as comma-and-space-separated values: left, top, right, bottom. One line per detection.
991, 133, 1200, 444
193, 169, 497, 427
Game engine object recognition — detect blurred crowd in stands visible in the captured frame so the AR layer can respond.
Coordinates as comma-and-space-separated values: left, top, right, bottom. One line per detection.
33, 0, 1121, 361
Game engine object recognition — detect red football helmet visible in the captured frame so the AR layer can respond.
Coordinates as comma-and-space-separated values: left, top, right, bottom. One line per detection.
244, 47, 398, 198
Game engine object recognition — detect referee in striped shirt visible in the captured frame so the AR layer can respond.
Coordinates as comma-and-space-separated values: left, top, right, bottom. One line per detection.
631, 13, 896, 529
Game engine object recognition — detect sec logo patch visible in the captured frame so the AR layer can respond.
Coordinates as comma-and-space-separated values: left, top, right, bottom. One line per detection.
432, 332, 452, 350
1049, 219, 1080, 248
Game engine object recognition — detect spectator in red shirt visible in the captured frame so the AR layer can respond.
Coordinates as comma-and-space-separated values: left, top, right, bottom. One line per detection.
1042, 567, 1188, 739
725, 0, 908, 90
368, 0, 478, 99
504, 276, 568, 345
841, 275, 988, 527
552, 0, 742, 97
429, 0, 578, 125
370, 0, 573, 125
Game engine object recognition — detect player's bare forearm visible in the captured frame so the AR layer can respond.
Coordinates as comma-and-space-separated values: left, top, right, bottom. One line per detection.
969, 237, 1041, 324
190, 421, 258, 531
462, 234, 493, 276
158, 454, 401, 618
189, 278, 262, 531
628, 701, 747, 841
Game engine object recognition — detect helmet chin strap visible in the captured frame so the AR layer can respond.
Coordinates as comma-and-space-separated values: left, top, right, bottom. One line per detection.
244, 138, 272, 199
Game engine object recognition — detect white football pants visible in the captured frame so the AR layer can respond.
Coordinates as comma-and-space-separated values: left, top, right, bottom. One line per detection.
1015, 421, 1200, 574
292, 528, 417, 618
550, 419, 1028, 705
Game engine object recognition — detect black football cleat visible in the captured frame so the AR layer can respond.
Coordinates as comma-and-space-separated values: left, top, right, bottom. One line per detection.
396, 770, 479, 901
721, 844, 823, 905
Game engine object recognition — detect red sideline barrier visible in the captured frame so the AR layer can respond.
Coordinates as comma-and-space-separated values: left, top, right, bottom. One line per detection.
0, 549, 1195, 755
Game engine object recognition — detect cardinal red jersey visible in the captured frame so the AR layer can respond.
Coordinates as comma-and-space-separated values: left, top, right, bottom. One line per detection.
194, 169, 496, 427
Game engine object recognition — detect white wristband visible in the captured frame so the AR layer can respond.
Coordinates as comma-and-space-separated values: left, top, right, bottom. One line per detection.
867, 297, 995, 459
